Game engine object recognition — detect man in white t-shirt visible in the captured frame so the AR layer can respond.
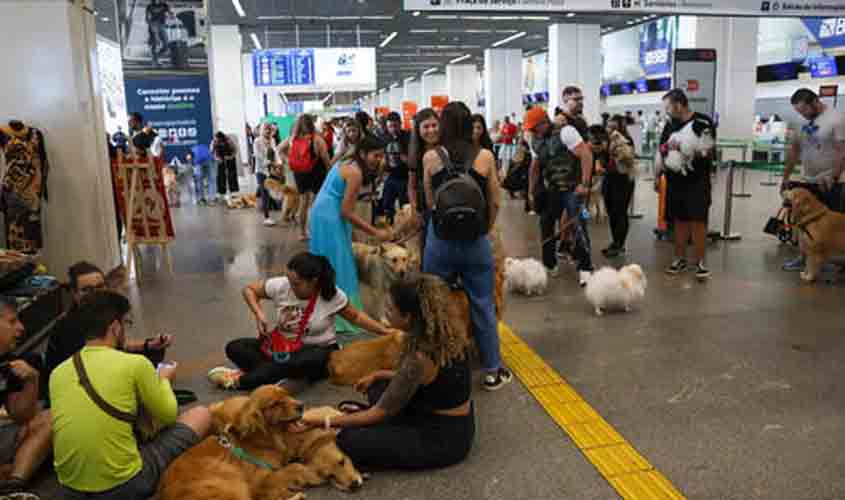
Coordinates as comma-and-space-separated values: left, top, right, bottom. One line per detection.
782, 88, 845, 272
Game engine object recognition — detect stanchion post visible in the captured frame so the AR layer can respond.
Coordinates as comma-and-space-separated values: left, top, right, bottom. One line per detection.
629, 178, 644, 219
721, 160, 742, 241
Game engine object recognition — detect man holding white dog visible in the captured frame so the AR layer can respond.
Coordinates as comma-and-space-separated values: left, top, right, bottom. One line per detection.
655, 89, 716, 281
781, 88, 845, 273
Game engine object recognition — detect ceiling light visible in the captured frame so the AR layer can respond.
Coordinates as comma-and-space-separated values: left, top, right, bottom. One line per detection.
423, 67, 438, 75
491, 31, 526, 47
465, 29, 493, 33
231, 0, 245, 17
331, 16, 361, 20
390, 82, 400, 88
449, 54, 471, 64
379, 31, 398, 48
462, 15, 492, 20
404, 77, 416, 83
250, 33, 262, 50
101, 16, 110, 21
566, 12, 576, 18
428, 15, 458, 20
412, 11, 421, 16
363, 16, 393, 20
322, 93, 334, 104
380, 88, 387, 93
410, 29, 438, 33
522, 16, 551, 20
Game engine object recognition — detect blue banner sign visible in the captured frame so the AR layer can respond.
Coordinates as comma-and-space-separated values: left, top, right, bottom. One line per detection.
803, 18, 845, 50
639, 18, 677, 76
808, 54, 838, 78
124, 74, 213, 163
253, 49, 316, 87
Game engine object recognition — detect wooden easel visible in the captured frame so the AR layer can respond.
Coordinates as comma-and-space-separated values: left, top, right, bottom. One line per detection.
117, 150, 173, 282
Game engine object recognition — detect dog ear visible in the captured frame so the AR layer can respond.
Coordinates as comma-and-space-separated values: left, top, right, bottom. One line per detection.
234, 395, 267, 437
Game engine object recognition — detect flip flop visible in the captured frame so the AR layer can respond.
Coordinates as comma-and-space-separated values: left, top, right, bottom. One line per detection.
337, 400, 370, 414
174, 389, 198, 406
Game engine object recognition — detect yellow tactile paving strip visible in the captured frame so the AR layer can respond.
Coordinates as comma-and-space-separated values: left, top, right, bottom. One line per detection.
499, 323, 685, 500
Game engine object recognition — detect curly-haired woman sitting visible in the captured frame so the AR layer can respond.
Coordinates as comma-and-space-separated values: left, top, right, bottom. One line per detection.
294, 274, 475, 470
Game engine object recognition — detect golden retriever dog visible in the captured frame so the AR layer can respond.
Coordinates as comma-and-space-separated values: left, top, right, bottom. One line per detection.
159, 385, 309, 500
226, 194, 259, 209
265, 177, 301, 224
163, 166, 180, 208
353, 242, 417, 322
207, 391, 364, 493
785, 188, 845, 282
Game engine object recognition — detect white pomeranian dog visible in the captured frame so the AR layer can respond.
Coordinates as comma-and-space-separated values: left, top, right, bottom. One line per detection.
504, 257, 548, 296
585, 264, 647, 316
663, 118, 715, 177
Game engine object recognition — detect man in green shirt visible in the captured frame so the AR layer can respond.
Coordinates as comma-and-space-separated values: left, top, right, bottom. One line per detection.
49, 290, 210, 499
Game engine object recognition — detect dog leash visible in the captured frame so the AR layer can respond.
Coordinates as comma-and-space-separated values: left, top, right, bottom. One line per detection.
217, 434, 279, 471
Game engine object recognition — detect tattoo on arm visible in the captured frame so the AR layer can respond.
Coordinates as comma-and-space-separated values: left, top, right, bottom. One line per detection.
376, 356, 425, 417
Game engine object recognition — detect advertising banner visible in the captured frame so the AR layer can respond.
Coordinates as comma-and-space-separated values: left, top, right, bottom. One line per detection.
802, 18, 845, 49
252, 48, 377, 92
110, 155, 176, 242
523, 52, 549, 95
431, 95, 449, 114
639, 17, 677, 76
124, 74, 213, 163
117, 0, 208, 75
96, 36, 129, 136
402, 101, 419, 130
674, 49, 717, 118
404, 0, 845, 17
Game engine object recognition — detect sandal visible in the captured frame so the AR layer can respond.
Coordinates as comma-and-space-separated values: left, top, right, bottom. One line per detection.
337, 400, 370, 414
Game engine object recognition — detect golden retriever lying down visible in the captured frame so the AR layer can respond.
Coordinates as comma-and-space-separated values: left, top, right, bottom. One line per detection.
204, 388, 364, 493
786, 188, 845, 282
159, 385, 310, 500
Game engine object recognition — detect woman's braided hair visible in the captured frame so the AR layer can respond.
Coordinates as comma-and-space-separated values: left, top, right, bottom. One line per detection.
394, 273, 472, 368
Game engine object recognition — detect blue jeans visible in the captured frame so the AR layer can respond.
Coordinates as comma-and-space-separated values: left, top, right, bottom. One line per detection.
423, 224, 501, 373
193, 162, 215, 201
540, 190, 593, 272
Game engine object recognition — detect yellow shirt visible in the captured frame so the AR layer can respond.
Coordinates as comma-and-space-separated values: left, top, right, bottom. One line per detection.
49, 346, 178, 492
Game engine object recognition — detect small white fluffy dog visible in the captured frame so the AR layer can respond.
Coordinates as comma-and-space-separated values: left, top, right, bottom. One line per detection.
585, 264, 647, 316
663, 118, 715, 177
504, 258, 548, 296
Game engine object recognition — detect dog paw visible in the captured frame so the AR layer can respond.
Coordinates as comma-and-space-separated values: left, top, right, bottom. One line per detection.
800, 272, 816, 283
594, 308, 604, 316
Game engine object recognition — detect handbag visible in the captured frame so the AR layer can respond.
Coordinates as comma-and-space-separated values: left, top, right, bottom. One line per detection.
260, 295, 317, 364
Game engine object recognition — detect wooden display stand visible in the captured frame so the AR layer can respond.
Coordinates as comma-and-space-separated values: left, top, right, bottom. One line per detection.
115, 151, 174, 282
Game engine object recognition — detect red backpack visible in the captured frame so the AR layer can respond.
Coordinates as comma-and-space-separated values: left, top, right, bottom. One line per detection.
288, 135, 318, 173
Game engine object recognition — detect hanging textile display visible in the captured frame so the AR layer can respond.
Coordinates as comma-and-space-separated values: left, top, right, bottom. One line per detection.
0, 122, 49, 253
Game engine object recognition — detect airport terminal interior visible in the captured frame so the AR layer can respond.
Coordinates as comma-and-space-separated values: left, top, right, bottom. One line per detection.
2, 0, 845, 499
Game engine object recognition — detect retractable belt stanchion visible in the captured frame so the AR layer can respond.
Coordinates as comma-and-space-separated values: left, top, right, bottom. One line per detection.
721, 160, 742, 241
628, 179, 644, 219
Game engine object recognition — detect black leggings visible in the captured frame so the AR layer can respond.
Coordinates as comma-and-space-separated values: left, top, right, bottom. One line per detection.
225, 338, 338, 390
336, 381, 475, 470
603, 173, 635, 248
217, 158, 239, 195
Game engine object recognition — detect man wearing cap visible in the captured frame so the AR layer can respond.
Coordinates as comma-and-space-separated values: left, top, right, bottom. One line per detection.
526, 106, 595, 286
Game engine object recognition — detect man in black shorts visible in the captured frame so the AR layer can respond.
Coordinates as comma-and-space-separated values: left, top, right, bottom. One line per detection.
655, 89, 716, 280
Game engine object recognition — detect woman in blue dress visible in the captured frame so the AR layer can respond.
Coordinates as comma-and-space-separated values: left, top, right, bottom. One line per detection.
310, 134, 393, 333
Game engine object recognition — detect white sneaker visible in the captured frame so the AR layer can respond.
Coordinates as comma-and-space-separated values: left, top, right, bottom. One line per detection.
578, 270, 592, 287
548, 265, 560, 278
263, 218, 276, 226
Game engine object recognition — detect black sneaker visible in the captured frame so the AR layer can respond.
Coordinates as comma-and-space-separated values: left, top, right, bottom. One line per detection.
605, 246, 627, 258
483, 368, 513, 392
601, 245, 614, 256
695, 262, 711, 280
665, 258, 687, 275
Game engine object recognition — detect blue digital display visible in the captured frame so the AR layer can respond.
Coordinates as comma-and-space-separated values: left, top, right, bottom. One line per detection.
635, 79, 649, 93
253, 49, 316, 87
601, 84, 611, 97
808, 55, 838, 78
619, 82, 633, 95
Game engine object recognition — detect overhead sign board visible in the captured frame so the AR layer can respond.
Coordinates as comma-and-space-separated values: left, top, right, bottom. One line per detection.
802, 18, 845, 49
404, 0, 845, 17
252, 48, 376, 92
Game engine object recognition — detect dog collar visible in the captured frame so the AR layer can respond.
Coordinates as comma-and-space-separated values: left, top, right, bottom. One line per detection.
217, 435, 278, 471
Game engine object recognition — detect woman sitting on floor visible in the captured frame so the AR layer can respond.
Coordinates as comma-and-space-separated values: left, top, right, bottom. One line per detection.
208, 252, 399, 390
294, 274, 475, 470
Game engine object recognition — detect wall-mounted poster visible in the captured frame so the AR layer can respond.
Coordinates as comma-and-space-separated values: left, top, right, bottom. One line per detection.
522, 52, 548, 96
639, 17, 677, 76
96, 35, 129, 136
117, 0, 208, 75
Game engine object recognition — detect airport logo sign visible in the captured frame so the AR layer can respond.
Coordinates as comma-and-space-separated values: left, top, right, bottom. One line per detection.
802, 17, 845, 49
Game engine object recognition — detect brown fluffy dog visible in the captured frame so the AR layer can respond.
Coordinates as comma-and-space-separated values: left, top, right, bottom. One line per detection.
265, 177, 301, 223
786, 188, 845, 282
206, 391, 364, 493
353, 242, 417, 322
159, 385, 308, 500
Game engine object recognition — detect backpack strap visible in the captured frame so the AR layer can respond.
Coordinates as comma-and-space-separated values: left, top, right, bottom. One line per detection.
434, 147, 454, 173
72, 351, 137, 424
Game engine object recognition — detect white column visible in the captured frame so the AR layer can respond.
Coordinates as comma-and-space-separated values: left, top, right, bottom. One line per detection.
446, 64, 480, 111
241, 54, 263, 126
696, 17, 759, 141
484, 49, 523, 128
389, 87, 403, 112
208, 25, 246, 162
421, 74, 447, 108
378, 91, 390, 109
0, 0, 120, 276
404, 81, 421, 105
549, 23, 602, 125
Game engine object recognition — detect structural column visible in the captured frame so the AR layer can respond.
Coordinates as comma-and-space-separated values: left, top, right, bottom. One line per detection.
695, 17, 759, 141
389, 87, 403, 112
446, 64, 480, 112
421, 73, 447, 109
404, 80, 421, 105
0, 0, 120, 276
549, 24, 602, 125
484, 49, 523, 128
208, 25, 247, 161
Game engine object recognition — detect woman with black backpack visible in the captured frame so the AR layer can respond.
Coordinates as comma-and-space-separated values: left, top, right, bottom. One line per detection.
420, 102, 512, 392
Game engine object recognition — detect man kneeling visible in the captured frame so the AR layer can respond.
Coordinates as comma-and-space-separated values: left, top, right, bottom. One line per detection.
49, 290, 211, 499
0, 298, 52, 498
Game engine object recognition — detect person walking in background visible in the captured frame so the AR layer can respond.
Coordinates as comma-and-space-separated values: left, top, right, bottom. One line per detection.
211, 131, 239, 201
655, 89, 716, 280
112, 127, 128, 154
189, 142, 215, 205
498, 116, 518, 173
253, 123, 278, 226
598, 116, 637, 258
331, 119, 363, 165
379, 112, 412, 224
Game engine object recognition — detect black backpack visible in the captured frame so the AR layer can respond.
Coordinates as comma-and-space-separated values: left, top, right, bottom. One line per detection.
432, 147, 488, 241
